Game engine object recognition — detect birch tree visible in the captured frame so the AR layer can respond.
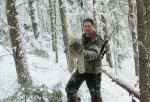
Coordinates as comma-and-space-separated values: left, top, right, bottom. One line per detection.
6, 0, 32, 85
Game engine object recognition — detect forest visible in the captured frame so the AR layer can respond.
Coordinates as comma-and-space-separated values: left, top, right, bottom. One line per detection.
0, 0, 150, 102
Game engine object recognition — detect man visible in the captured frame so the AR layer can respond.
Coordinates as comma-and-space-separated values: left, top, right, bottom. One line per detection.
66, 18, 103, 102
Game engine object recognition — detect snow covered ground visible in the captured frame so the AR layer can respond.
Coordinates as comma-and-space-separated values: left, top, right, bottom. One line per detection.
0, 45, 139, 102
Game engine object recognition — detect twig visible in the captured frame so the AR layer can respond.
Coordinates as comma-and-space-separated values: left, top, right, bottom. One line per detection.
16, 0, 38, 8
0, 18, 15, 29
0, 42, 14, 57
34, 65, 51, 70
16, 0, 48, 8
138, 41, 150, 54
0, 87, 14, 93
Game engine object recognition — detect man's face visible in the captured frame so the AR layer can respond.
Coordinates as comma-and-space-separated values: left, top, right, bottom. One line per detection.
83, 22, 94, 37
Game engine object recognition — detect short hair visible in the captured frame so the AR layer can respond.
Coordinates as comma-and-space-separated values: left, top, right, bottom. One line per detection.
83, 18, 94, 25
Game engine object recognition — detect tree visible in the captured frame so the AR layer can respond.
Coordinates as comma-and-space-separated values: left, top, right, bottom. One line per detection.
82, 0, 93, 18
137, 0, 150, 101
100, 2, 113, 68
53, 0, 58, 63
48, 0, 55, 51
58, 0, 76, 72
6, 0, 32, 85
128, 0, 139, 76
28, 0, 38, 39
93, 0, 97, 32
48, 0, 58, 63
58, 0, 68, 46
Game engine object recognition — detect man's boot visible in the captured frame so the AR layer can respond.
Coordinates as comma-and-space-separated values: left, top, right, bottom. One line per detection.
67, 95, 81, 102
91, 96, 102, 102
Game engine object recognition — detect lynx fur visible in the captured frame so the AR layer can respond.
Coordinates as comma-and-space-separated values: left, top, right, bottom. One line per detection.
67, 35, 85, 74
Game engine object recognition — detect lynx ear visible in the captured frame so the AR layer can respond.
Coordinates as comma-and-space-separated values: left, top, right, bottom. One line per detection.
68, 35, 83, 54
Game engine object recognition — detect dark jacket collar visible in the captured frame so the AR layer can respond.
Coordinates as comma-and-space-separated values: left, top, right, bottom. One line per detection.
82, 31, 96, 39
82, 31, 97, 45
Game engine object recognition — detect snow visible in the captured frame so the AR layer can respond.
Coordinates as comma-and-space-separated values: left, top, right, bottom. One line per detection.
0, 44, 139, 102
0, 0, 139, 101
0, 46, 17, 100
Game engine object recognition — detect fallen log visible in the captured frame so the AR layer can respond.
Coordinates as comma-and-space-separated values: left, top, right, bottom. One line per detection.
101, 69, 140, 99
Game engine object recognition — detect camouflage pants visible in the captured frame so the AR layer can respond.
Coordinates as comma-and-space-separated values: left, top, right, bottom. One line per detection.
65, 70, 102, 102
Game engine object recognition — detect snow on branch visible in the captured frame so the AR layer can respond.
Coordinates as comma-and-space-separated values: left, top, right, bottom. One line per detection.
101, 69, 140, 99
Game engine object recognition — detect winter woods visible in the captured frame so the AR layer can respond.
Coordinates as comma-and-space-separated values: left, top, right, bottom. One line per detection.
0, 0, 149, 101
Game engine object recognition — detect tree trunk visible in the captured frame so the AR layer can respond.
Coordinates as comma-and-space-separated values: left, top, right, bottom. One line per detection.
128, 0, 139, 76
99, 2, 113, 68
101, 14, 113, 68
93, 0, 97, 32
6, 0, 32, 85
82, 0, 93, 18
54, 0, 58, 63
28, 0, 38, 39
48, 0, 55, 51
137, 0, 150, 102
58, 0, 68, 46
58, 0, 76, 72
83, 0, 93, 19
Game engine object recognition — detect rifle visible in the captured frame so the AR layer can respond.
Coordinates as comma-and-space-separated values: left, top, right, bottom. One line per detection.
99, 39, 108, 60
98, 32, 114, 60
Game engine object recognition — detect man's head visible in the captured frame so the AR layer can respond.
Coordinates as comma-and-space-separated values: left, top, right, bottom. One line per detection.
83, 18, 94, 37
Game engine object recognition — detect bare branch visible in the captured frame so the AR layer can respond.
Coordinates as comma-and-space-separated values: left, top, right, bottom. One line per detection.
0, 42, 13, 57
138, 41, 150, 54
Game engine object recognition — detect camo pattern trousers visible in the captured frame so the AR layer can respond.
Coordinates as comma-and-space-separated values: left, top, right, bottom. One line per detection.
65, 70, 102, 102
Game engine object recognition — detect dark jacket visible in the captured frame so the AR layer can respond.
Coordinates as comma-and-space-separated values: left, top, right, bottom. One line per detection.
77, 31, 103, 74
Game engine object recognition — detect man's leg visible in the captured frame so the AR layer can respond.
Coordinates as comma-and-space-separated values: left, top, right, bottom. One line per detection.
65, 71, 84, 102
86, 73, 102, 102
